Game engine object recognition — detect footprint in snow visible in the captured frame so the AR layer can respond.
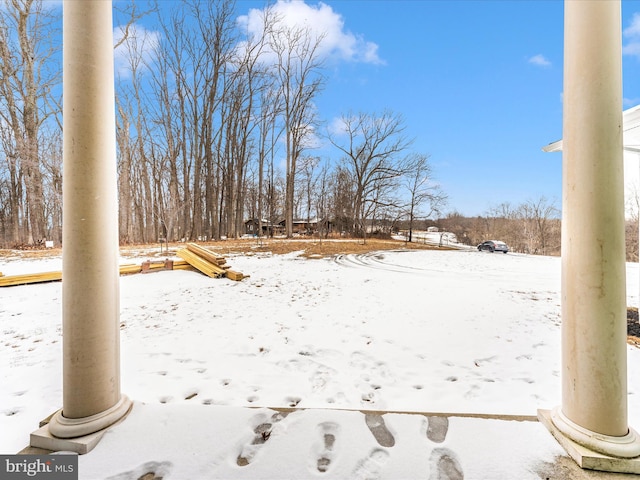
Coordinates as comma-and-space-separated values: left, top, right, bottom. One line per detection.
423, 416, 465, 480
428, 448, 464, 480
424, 416, 449, 444
236, 412, 289, 467
310, 366, 337, 392
365, 413, 395, 448
104, 460, 172, 480
352, 448, 389, 480
312, 422, 339, 473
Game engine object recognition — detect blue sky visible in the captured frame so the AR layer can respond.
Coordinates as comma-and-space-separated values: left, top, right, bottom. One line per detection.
228, 0, 640, 217
121, 0, 640, 217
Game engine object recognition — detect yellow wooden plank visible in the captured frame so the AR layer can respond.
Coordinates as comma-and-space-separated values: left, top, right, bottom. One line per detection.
0, 252, 229, 287
187, 250, 227, 276
176, 249, 226, 278
172, 263, 196, 272
186, 243, 227, 265
187, 243, 245, 280
119, 264, 142, 275
225, 269, 244, 281
187, 254, 225, 277
0, 271, 62, 287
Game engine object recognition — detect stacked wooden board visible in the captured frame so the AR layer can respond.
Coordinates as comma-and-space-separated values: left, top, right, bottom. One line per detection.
0, 261, 190, 287
0, 243, 245, 287
176, 243, 245, 281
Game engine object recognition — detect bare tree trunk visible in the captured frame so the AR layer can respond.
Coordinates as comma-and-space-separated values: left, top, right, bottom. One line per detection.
404, 153, 447, 244
256, 86, 282, 240
269, 22, 324, 237
0, 0, 59, 245
116, 101, 134, 243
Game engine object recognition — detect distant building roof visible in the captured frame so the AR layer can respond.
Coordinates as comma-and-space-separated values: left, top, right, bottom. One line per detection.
543, 104, 640, 219
543, 104, 640, 153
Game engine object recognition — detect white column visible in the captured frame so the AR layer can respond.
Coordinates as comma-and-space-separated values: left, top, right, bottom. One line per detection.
47, 0, 131, 439
551, 0, 640, 458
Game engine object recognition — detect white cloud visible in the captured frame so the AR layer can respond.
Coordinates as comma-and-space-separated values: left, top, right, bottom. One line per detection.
237, 0, 384, 65
528, 54, 551, 68
624, 13, 640, 59
113, 23, 160, 80
624, 42, 640, 58
327, 116, 350, 136
625, 13, 640, 37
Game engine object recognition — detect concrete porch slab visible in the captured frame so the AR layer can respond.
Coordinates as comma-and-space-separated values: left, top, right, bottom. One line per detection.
19, 402, 639, 479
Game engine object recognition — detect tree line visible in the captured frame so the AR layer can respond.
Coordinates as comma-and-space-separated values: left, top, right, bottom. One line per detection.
435, 199, 639, 261
436, 198, 561, 256
0, 0, 447, 248
4, 1, 632, 261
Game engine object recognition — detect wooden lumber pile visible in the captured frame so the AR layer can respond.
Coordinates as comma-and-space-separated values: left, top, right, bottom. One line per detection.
0, 243, 245, 287
0, 259, 196, 287
177, 243, 245, 281
176, 249, 225, 278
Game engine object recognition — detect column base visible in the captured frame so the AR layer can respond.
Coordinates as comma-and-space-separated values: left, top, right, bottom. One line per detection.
538, 408, 640, 474
30, 395, 132, 454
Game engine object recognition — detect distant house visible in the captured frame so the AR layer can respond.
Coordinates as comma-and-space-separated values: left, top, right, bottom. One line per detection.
277, 218, 334, 236
244, 219, 284, 237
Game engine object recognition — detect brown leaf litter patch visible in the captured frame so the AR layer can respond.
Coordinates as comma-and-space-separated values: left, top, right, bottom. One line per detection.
122, 237, 451, 259
2, 237, 447, 261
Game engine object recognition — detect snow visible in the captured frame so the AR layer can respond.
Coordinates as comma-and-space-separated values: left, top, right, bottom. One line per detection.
2, 247, 640, 478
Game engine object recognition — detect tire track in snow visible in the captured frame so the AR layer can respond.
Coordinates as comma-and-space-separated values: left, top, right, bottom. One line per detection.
334, 251, 432, 275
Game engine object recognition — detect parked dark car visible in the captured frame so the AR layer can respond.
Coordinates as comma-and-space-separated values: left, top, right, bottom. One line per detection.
477, 240, 509, 253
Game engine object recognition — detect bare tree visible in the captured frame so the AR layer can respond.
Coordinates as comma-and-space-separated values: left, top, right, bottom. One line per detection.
0, 0, 60, 245
403, 153, 447, 243
329, 110, 412, 240
450, 198, 560, 255
147, 0, 238, 241
115, 19, 159, 243
40, 130, 62, 244
147, 8, 188, 242
255, 83, 283, 240
0, 112, 22, 245
113, 1, 156, 244
482, 202, 517, 248
315, 160, 331, 241
516, 197, 560, 255
269, 20, 325, 237
329, 164, 355, 234
299, 155, 319, 232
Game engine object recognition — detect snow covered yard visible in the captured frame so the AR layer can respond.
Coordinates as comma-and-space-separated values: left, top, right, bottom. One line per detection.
2, 247, 640, 478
